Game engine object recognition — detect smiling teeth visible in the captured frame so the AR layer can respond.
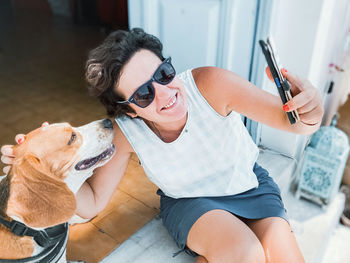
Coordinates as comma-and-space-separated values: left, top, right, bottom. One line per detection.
163, 96, 176, 109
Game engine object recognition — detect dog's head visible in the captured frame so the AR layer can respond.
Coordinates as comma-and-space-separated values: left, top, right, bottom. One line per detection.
2, 119, 115, 229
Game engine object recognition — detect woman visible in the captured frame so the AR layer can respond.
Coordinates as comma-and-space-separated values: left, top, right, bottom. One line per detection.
1, 28, 323, 262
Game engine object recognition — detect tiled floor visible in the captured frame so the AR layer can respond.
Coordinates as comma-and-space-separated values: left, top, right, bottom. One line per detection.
0, 5, 159, 263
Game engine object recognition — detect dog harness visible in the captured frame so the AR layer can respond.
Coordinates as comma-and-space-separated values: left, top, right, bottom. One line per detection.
0, 217, 68, 262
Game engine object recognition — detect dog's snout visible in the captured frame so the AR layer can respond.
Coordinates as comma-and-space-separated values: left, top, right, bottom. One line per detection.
102, 119, 113, 129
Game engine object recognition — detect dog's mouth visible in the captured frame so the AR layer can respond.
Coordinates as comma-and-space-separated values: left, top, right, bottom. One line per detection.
75, 144, 115, 171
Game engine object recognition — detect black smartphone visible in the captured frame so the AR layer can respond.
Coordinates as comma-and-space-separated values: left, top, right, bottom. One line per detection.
259, 37, 299, 125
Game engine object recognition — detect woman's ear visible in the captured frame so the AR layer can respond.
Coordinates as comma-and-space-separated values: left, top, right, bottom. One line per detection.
7, 154, 76, 228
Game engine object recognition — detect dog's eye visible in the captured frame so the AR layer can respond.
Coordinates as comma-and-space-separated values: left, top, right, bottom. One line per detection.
68, 132, 77, 145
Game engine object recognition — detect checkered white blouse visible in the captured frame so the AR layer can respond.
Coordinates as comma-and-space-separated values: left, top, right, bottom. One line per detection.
115, 69, 259, 198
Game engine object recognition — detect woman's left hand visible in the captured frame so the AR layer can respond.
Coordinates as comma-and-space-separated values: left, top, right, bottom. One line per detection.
266, 67, 324, 126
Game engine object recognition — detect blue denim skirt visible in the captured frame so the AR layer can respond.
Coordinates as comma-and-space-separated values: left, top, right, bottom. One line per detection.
156, 162, 288, 257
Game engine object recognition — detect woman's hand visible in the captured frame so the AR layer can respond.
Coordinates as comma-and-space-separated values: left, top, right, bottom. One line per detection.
0, 122, 49, 174
266, 67, 324, 126
1, 134, 24, 174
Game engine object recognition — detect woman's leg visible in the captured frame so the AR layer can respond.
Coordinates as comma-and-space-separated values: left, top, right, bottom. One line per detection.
245, 217, 305, 263
187, 209, 265, 263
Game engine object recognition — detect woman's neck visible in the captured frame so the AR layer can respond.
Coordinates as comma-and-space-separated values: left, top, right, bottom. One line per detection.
146, 114, 187, 142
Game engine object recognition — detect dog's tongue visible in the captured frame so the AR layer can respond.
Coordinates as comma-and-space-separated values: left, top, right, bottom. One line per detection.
75, 144, 115, 171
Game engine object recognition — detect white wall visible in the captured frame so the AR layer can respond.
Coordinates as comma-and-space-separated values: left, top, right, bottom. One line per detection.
271, 0, 323, 78
312, 0, 350, 125
308, 0, 350, 91
127, 0, 259, 78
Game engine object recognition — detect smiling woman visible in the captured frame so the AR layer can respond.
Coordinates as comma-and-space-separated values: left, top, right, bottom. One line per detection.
77, 27, 323, 262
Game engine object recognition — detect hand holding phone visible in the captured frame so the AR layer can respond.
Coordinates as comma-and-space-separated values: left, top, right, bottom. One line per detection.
259, 37, 300, 125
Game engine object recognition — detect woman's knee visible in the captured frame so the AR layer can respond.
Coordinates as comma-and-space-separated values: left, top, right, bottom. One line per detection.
204, 238, 265, 263
246, 217, 305, 263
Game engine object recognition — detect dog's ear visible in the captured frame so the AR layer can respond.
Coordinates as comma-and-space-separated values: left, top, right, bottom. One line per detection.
7, 154, 76, 228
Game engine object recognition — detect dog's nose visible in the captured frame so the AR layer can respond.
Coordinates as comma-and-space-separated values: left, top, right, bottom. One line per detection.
102, 119, 113, 129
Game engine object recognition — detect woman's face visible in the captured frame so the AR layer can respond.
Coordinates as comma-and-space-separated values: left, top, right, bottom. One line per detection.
116, 49, 188, 125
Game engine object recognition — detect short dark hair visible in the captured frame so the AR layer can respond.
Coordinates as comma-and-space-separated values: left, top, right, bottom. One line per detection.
85, 28, 164, 118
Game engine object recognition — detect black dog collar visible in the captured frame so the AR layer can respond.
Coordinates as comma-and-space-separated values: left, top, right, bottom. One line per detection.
0, 217, 68, 262
0, 217, 67, 247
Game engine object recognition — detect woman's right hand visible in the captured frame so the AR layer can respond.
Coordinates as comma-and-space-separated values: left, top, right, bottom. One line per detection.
1, 134, 26, 174
0, 122, 49, 174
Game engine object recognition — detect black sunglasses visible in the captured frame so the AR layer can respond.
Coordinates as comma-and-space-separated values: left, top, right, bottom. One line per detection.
116, 57, 176, 108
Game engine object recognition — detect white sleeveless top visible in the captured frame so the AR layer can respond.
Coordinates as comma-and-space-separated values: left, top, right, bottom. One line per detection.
115, 69, 259, 198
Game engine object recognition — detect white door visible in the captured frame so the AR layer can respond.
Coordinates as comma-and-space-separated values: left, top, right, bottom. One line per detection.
128, 0, 260, 79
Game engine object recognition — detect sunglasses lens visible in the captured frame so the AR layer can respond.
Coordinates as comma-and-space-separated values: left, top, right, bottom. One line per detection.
133, 83, 155, 108
154, 62, 176, 84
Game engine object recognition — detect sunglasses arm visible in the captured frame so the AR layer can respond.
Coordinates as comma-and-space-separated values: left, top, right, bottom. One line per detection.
116, 100, 130, 105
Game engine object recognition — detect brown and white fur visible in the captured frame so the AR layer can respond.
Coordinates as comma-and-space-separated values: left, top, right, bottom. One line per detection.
0, 119, 115, 261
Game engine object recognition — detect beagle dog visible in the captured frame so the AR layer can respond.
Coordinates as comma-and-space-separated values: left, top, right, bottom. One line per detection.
0, 119, 115, 262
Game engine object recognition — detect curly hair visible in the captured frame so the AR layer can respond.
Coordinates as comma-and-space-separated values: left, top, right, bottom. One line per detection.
85, 28, 164, 118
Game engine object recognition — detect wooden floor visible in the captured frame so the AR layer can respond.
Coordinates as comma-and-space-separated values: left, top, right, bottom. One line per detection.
67, 154, 159, 262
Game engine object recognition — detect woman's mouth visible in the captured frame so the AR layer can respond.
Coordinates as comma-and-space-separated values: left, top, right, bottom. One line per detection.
161, 93, 178, 111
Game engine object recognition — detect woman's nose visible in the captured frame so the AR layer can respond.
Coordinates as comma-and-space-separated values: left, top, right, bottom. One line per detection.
153, 82, 170, 98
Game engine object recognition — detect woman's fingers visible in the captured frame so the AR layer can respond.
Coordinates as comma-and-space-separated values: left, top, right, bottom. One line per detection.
3, 166, 11, 174
295, 96, 320, 115
282, 69, 305, 90
12, 123, 47, 145
1, 155, 14, 165
1, 133, 26, 169
265, 66, 274, 82
280, 70, 324, 125
1, 124, 48, 168
266, 67, 303, 96
1, 145, 14, 157
265, 67, 323, 125
298, 107, 324, 125
15, 134, 26, 144
1, 145, 15, 174
283, 88, 317, 112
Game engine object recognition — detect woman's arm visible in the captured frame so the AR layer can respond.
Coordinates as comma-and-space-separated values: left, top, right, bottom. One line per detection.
75, 122, 133, 219
192, 67, 323, 135
74, 152, 131, 218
